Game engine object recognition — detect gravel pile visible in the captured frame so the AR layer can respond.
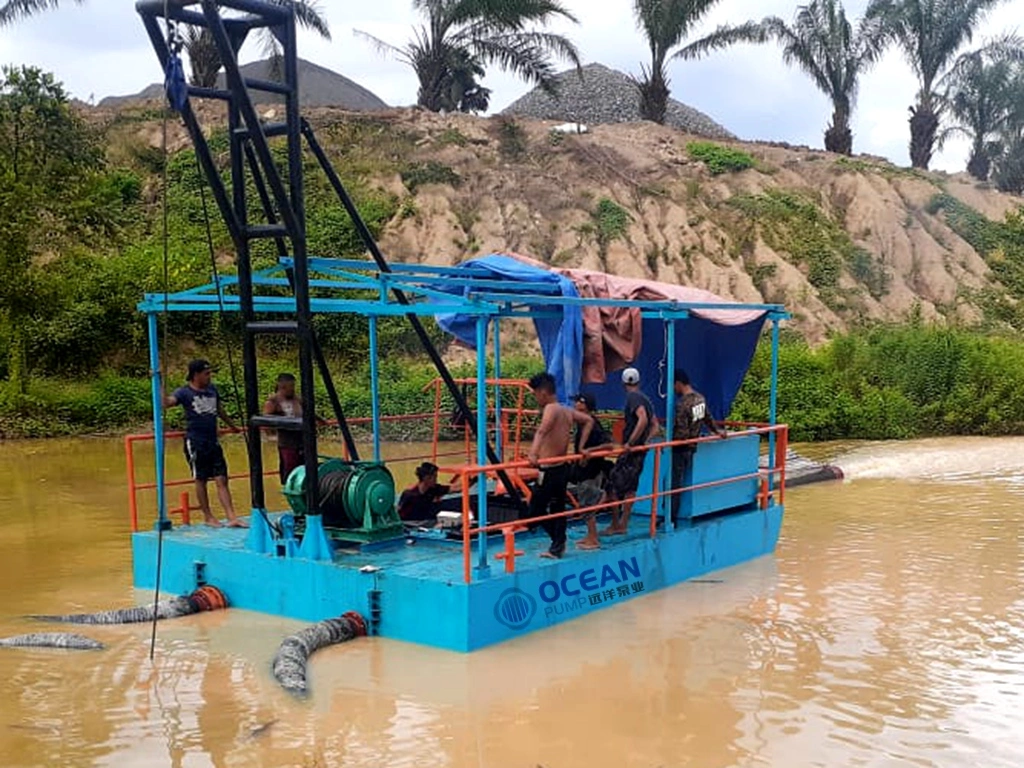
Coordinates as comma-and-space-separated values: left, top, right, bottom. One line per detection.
501, 63, 734, 139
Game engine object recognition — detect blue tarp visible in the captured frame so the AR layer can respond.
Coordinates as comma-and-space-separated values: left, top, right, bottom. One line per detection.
433, 255, 765, 417
581, 315, 765, 420
433, 255, 583, 402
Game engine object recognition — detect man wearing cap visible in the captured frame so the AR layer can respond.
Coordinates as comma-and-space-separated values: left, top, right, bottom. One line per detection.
163, 359, 248, 528
578, 367, 655, 549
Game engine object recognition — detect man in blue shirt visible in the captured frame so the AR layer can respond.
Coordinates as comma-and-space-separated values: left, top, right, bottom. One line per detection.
164, 359, 247, 528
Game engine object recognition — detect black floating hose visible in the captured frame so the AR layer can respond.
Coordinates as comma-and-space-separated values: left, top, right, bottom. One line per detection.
0, 633, 104, 650
27, 586, 228, 626
272, 611, 367, 696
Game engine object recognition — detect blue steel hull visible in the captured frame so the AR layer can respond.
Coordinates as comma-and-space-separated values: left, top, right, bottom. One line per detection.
131, 501, 783, 652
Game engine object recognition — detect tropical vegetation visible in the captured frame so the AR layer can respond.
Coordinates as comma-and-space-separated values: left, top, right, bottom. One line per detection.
356, 0, 581, 114
941, 36, 1024, 189
865, 0, 1009, 170
678, 0, 886, 156
630, 0, 723, 124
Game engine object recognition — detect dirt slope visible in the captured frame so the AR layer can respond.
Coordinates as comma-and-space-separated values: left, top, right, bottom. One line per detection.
108, 105, 1024, 343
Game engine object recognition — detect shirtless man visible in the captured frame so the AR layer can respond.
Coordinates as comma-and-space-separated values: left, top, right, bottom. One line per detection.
525, 372, 592, 559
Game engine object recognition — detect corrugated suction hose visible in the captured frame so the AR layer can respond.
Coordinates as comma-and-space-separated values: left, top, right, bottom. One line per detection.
28, 585, 228, 625
0, 633, 105, 650
272, 611, 367, 696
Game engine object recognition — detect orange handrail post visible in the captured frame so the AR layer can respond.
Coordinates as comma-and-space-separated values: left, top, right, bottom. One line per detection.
775, 426, 789, 505
178, 490, 192, 525
494, 527, 524, 574
649, 444, 661, 538
125, 435, 139, 533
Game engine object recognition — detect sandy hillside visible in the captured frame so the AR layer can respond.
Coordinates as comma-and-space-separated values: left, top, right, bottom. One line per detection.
101, 104, 1024, 344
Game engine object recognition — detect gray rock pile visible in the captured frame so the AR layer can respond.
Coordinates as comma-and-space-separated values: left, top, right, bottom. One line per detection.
501, 63, 734, 139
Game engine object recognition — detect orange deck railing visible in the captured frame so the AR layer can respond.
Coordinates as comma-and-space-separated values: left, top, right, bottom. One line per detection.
453, 423, 789, 583
126, 384, 787, 584
126, 411, 476, 532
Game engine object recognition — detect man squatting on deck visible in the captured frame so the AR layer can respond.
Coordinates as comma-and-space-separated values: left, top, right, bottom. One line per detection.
578, 367, 658, 550
525, 373, 593, 559
672, 370, 727, 522
162, 359, 248, 528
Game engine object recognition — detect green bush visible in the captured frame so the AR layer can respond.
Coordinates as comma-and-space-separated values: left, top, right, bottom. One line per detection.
400, 161, 462, 193
929, 195, 1024, 325
687, 141, 755, 175
730, 325, 1024, 440
593, 198, 631, 249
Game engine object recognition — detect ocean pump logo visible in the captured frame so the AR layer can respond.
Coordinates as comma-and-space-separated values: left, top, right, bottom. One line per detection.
493, 588, 537, 630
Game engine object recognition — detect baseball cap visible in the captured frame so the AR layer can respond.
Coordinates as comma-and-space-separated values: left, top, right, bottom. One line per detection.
574, 392, 597, 411
187, 359, 214, 381
621, 367, 641, 385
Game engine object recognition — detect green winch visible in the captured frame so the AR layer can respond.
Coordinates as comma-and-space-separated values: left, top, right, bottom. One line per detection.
282, 458, 403, 544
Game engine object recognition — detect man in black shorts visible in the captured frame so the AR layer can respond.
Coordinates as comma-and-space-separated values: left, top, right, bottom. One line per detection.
164, 359, 247, 528
577, 367, 656, 549
524, 372, 592, 558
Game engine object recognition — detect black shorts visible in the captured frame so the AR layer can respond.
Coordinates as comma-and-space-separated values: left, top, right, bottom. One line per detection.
605, 451, 646, 499
184, 440, 228, 481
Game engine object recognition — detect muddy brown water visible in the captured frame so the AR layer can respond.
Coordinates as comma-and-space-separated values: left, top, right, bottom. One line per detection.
1, 435, 1023, 767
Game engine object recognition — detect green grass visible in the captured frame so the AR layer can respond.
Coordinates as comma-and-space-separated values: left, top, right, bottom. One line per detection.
687, 141, 755, 175
729, 189, 889, 300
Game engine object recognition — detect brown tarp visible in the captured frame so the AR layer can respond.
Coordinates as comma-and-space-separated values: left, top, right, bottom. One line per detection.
497, 252, 766, 385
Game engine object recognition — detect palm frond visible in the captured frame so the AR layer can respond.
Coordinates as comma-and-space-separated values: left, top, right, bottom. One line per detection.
470, 34, 561, 92
673, 20, 773, 61
0, 0, 82, 27
353, 28, 414, 66
446, 0, 579, 30
280, 0, 331, 40
866, 0, 1006, 92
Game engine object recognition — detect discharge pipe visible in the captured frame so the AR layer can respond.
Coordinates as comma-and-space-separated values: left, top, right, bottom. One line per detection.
28, 585, 228, 626
272, 611, 367, 696
0, 633, 105, 650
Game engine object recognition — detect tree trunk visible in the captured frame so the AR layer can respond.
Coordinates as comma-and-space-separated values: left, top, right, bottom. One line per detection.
416, 56, 450, 112
637, 65, 669, 124
187, 29, 221, 89
966, 140, 991, 181
824, 106, 852, 155
909, 101, 939, 170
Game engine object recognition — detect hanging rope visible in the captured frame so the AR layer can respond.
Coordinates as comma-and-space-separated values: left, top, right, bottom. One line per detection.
150, 2, 181, 662
195, 152, 283, 538
657, 320, 669, 399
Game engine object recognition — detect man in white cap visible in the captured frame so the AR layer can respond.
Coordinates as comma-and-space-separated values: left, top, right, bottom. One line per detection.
577, 366, 655, 549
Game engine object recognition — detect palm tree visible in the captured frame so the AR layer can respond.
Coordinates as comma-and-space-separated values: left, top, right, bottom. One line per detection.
940, 36, 1024, 180
865, 0, 1008, 170
677, 0, 886, 155
356, 0, 581, 114
990, 65, 1024, 192
631, 0, 723, 125
183, 2, 331, 88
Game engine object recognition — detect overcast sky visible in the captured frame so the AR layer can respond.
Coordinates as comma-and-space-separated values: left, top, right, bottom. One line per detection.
1, 0, 1022, 172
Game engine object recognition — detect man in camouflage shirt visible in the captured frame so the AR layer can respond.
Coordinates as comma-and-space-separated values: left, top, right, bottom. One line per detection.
671, 370, 727, 523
